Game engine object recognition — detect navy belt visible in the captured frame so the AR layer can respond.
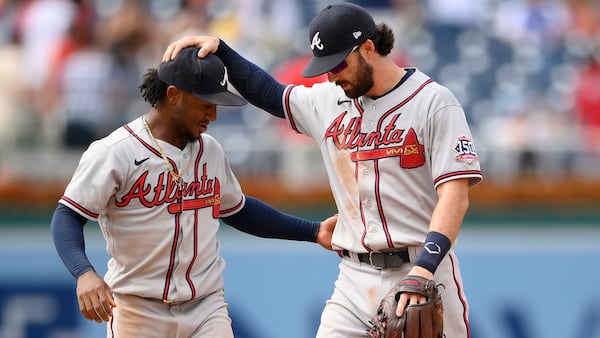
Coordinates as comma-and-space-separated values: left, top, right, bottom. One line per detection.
342, 248, 410, 269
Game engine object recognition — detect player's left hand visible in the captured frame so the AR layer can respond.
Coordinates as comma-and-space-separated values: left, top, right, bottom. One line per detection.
316, 213, 338, 250
76, 270, 116, 323
396, 266, 434, 317
162, 36, 220, 62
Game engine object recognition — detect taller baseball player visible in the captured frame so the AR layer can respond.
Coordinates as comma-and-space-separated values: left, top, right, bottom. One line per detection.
163, 3, 483, 337
50, 47, 337, 338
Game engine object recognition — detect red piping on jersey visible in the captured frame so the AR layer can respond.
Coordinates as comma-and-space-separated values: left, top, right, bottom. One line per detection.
162, 213, 181, 301
185, 210, 199, 300
434, 170, 482, 186
109, 316, 115, 337
449, 252, 471, 337
220, 198, 244, 215
125, 123, 192, 302
125, 124, 180, 173
283, 85, 301, 133
351, 98, 372, 251
60, 196, 99, 219
185, 138, 203, 300
358, 79, 434, 250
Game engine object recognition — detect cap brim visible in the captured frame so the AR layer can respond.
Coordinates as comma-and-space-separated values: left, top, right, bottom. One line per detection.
193, 91, 247, 107
302, 46, 354, 78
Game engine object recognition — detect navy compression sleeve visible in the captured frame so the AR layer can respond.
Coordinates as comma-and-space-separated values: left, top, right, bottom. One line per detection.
216, 40, 287, 118
221, 196, 320, 242
51, 204, 94, 279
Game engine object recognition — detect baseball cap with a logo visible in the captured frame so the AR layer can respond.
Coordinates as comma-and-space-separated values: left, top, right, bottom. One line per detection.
158, 47, 247, 106
302, 3, 376, 78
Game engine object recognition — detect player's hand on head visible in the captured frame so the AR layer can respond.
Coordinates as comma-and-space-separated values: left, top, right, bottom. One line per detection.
76, 270, 116, 323
162, 36, 220, 62
317, 213, 338, 250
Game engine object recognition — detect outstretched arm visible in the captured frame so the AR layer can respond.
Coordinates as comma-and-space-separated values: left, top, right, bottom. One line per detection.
163, 36, 287, 118
221, 196, 337, 250
51, 204, 116, 322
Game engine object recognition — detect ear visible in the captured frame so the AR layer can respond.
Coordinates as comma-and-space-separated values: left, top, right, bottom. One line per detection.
361, 39, 376, 57
166, 85, 182, 104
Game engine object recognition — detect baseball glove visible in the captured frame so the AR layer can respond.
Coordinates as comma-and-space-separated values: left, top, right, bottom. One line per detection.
367, 275, 444, 338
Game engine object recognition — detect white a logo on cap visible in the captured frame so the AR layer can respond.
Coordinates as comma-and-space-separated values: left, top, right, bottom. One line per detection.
310, 32, 324, 51
353, 31, 362, 39
220, 67, 227, 86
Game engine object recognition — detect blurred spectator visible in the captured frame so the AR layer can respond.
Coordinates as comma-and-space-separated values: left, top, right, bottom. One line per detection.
0, 1, 24, 147
564, 0, 600, 40
45, 2, 116, 148
492, 0, 571, 46
160, 0, 212, 40
425, 0, 490, 28
479, 96, 573, 181
11, 0, 77, 144
95, 0, 156, 129
38, 0, 155, 148
234, 0, 311, 68
573, 43, 600, 154
0, 0, 19, 45
14, 0, 76, 90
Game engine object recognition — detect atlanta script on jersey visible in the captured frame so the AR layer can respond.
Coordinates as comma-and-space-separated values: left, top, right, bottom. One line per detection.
282, 68, 482, 252
59, 117, 245, 302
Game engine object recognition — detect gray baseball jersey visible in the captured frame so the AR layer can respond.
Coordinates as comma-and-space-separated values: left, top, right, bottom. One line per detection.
59, 116, 245, 302
282, 68, 482, 253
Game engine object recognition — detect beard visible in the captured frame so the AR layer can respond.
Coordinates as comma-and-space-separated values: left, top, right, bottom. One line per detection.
339, 53, 374, 98
183, 133, 199, 144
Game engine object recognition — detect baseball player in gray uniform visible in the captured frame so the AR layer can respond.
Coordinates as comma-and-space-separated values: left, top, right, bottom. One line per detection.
50, 47, 337, 338
164, 3, 483, 337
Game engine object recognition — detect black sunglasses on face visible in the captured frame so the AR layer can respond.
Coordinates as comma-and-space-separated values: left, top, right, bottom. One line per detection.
328, 45, 360, 74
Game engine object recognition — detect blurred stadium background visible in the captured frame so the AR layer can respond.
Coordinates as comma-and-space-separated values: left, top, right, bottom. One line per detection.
0, 0, 599, 337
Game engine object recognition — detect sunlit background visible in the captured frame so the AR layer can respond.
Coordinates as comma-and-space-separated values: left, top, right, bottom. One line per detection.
0, 0, 599, 337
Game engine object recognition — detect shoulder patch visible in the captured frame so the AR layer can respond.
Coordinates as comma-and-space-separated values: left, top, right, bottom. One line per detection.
454, 136, 478, 163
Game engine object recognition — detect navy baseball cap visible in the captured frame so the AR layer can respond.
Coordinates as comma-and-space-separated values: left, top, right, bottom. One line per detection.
158, 47, 247, 106
302, 3, 376, 78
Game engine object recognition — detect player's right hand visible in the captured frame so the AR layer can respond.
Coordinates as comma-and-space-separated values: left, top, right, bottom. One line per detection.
162, 36, 220, 62
76, 270, 117, 323
317, 213, 338, 250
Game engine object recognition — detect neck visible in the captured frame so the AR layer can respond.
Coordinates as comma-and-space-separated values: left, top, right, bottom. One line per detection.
367, 60, 405, 98
144, 111, 186, 149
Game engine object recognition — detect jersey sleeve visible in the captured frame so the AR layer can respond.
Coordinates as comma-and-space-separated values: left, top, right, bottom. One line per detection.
202, 135, 245, 217
427, 89, 483, 188
60, 141, 123, 220
282, 82, 339, 139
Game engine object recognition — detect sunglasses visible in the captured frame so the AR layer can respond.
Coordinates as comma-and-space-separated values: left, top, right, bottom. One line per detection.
328, 45, 360, 74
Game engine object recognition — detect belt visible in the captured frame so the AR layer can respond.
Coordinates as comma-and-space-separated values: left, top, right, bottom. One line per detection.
341, 248, 410, 269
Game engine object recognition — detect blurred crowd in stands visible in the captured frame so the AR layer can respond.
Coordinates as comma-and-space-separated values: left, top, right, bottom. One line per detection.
0, 0, 599, 186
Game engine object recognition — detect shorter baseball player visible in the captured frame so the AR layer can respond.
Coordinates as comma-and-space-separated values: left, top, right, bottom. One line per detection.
50, 47, 337, 338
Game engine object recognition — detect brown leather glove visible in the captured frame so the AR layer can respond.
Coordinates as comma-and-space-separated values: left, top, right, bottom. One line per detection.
368, 275, 444, 338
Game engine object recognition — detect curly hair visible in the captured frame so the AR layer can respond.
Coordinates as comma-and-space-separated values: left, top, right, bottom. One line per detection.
139, 68, 168, 107
370, 23, 395, 56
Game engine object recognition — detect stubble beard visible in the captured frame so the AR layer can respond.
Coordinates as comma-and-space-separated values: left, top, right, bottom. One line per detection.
342, 53, 374, 99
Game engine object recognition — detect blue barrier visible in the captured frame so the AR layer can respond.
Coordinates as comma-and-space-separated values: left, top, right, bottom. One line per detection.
1, 226, 599, 338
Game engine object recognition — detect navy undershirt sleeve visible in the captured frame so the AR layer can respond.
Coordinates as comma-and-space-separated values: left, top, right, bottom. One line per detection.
216, 40, 287, 118
51, 204, 95, 279
221, 196, 320, 242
